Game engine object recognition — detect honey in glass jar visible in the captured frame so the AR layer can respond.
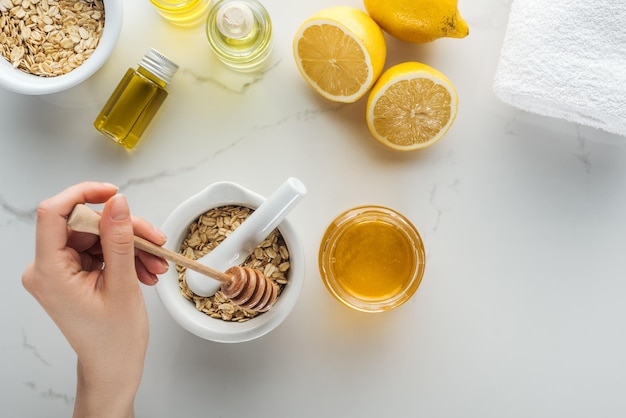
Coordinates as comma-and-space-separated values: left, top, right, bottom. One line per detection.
319, 206, 425, 313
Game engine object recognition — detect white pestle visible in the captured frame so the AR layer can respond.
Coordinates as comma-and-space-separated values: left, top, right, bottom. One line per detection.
185, 177, 307, 297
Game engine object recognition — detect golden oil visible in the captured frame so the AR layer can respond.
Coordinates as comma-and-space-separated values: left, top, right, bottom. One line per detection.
150, 0, 211, 27
94, 49, 178, 150
319, 206, 425, 313
205, 0, 272, 72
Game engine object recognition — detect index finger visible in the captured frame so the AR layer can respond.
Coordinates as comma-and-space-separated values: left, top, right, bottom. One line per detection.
35, 182, 118, 263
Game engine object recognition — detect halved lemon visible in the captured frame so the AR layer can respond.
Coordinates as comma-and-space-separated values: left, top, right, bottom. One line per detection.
366, 62, 458, 151
292, 6, 386, 103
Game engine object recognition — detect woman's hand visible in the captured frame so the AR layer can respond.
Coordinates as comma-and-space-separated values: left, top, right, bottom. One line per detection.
22, 182, 169, 418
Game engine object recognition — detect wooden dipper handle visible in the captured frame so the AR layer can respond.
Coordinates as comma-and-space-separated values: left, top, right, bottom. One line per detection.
67, 204, 278, 312
67, 204, 232, 284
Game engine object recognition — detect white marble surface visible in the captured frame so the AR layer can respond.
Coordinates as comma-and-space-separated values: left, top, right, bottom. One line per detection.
3, 0, 626, 416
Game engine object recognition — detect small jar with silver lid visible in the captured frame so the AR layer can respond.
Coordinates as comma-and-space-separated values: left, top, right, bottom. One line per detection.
205, 0, 273, 72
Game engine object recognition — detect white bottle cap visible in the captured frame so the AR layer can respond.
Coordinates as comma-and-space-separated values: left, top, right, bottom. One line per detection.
139, 48, 179, 85
216, 1, 255, 39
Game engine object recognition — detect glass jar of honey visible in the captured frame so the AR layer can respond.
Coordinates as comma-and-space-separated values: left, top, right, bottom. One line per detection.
319, 206, 425, 313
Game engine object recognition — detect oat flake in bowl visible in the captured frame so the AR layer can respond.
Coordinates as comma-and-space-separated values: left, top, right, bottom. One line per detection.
178, 205, 290, 322
0, 0, 105, 77
0, 0, 119, 95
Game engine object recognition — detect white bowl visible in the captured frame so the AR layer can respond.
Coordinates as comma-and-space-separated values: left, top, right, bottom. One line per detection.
0, 0, 123, 95
155, 181, 305, 343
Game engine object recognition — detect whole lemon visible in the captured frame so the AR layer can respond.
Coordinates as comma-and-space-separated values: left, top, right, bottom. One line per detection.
363, 0, 469, 43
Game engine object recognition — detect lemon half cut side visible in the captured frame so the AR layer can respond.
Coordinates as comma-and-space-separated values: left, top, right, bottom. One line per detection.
293, 6, 387, 103
366, 62, 458, 151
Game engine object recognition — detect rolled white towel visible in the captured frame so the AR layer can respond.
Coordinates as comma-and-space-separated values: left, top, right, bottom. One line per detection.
493, 0, 626, 137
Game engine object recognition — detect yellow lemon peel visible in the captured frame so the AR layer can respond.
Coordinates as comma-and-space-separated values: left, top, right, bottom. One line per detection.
364, 0, 469, 43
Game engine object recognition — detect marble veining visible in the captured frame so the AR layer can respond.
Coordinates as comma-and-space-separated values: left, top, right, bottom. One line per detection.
429, 177, 461, 233
0, 199, 37, 225
24, 382, 74, 406
181, 59, 281, 94
574, 127, 592, 174
21, 329, 51, 367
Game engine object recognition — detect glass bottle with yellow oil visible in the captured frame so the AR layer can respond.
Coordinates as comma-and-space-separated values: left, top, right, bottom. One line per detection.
94, 48, 179, 150
205, 0, 273, 72
150, 0, 211, 27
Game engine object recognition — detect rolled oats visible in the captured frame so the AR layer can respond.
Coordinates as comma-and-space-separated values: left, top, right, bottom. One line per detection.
0, 0, 105, 76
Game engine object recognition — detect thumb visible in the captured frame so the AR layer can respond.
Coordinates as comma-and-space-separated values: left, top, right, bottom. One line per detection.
100, 194, 137, 291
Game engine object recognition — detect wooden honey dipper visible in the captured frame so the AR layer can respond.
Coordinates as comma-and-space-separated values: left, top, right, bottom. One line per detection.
67, 204, 278, 312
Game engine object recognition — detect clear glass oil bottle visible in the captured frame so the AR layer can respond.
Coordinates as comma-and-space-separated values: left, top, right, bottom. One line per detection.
150, 0, 211, 27
205, 0, 272, 72
94, 49, 179, 150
